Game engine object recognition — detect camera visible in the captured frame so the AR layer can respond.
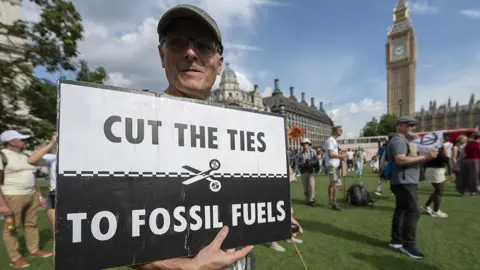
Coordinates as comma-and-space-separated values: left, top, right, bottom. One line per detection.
292, 224, 300, 234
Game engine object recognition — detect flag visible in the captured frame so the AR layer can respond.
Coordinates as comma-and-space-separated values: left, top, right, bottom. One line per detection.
411, 131, 443, 154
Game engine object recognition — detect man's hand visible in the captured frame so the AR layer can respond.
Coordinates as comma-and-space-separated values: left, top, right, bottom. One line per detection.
0, 205, 12, 216
193, 226, 253, 270
38, 194, 47, 208
49, 132, 57, 145
424, 149, 439, 160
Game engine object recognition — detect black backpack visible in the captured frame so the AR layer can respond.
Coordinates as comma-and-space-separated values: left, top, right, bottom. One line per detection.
347, 183, 374, 206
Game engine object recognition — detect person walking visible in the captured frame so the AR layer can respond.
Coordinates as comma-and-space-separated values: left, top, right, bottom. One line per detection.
420, 143, 450, 218
386, 116, 438, 260
355, 148, 365, 177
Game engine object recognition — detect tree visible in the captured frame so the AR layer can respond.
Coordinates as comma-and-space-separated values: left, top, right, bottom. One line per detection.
0, 1, 107, 145
362, 117, 379, 137
76, 60, 107, 84
361, 114, 398, 137
377, 114, 398, 135
20, 60, 107, 146
0, 0, 84, 137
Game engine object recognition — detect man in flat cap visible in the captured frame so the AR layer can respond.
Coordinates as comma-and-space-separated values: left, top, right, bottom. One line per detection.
132, 4, 254, 270
386, 116, 438, 260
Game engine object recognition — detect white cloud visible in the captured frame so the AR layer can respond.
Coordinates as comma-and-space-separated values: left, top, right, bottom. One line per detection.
262, 87, 273, 97
224, 43, 263, 51
415, 63, 480, 110
235, 71, 255, 91
20, 0, 276, 92
459, 9, 480, 19
409, 0, 439, 15
105, 72, 133, 87
330, 99, 386, 139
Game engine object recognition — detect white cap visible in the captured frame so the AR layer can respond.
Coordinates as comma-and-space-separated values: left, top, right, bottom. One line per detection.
0, 130, 31, 143
301, 138, 312, 145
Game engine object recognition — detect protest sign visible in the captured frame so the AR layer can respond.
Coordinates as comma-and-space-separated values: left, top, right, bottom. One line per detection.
411, 131, 444, 154
55, 80, 291, 270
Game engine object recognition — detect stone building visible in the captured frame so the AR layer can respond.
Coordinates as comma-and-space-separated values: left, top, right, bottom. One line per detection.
209, 63, 269, 112
414, 94, 480, 132
386, 0, 416, 117
209, 64, 333, 150
263, 79, 333, 150
1, 0, 39, 132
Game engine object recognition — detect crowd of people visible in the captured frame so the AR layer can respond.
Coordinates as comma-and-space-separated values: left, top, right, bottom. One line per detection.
1, 3, 479, 269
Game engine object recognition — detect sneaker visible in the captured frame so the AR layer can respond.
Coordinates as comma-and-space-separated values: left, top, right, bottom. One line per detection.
286, 238, 304, 244
30, 250, 53, 258
400, 246, 424, 260
305, 200, 316, 207
431, 210, 448, 218
332, 204, 344, 211
420, 205, 433, 215
389, 241, 402, 249
374, 191, 383, 196
270, 243, 286, 252
10, 258, 30, 268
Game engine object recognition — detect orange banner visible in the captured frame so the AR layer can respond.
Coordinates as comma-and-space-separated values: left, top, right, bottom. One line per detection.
287, 126, 306, 141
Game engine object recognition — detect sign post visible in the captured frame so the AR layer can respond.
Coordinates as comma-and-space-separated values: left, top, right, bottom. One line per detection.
54, 81, 291, 269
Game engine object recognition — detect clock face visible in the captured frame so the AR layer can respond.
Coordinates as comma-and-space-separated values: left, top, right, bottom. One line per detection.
393, 44, 406, 58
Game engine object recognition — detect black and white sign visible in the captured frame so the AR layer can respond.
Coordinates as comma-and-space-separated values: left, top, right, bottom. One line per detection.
54, 81, 291, 270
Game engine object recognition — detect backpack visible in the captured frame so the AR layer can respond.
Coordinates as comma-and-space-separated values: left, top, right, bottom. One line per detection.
378, 144, 390, 179
0, 150, 7, 185
379, 138, 411, 180
347, 183, 374, 206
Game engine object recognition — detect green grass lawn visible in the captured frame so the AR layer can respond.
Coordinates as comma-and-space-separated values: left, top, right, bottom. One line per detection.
1, 171, 479, 270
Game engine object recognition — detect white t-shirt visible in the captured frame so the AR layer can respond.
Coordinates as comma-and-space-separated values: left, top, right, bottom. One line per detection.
42, 153, 57, 191
346, 151, 354, 160
324, 136, 340, 168
443, 142, 453, 158
0, 149, 36, 195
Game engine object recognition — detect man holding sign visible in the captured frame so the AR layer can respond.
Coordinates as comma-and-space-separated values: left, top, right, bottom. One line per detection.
130, 4, 254, 270
387, 116, 438, 260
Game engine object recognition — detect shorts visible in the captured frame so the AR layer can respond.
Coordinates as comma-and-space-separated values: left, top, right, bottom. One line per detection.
46, 190, 56, 210
347, 160, 353, 167
328, 166, 342, 187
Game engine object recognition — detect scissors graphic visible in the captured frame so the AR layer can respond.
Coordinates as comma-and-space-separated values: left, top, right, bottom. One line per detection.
181, 159, 222, 192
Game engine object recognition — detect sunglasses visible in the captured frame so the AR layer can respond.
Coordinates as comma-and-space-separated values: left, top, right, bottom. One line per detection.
160, 34, 223, 56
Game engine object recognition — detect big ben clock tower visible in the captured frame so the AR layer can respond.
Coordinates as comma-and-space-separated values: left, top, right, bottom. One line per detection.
386, 0, 416, 116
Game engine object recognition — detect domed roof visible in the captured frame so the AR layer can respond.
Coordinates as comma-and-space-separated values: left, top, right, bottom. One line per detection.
220, 63, 238, 84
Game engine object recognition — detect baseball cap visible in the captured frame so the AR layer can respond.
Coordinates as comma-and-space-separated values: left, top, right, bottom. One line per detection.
397, 116, 419, 125
0, 130, 31, 143
157, 4, 223, 47
301, 138, 312, 145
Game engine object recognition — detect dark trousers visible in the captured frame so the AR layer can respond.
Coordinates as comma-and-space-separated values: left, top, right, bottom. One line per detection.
390, 184, 420, 248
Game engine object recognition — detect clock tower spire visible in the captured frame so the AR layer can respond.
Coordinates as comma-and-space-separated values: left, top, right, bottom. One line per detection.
386, 0, 417, 116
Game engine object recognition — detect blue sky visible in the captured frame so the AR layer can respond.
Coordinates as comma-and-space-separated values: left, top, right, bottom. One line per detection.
28, 0, 480, 137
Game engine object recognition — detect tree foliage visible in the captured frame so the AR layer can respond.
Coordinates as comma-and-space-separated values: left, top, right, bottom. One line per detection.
0, 0, 107, 144
362, 114, 398, 136
76, 60, 107, 84
362, 117, 379, 137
